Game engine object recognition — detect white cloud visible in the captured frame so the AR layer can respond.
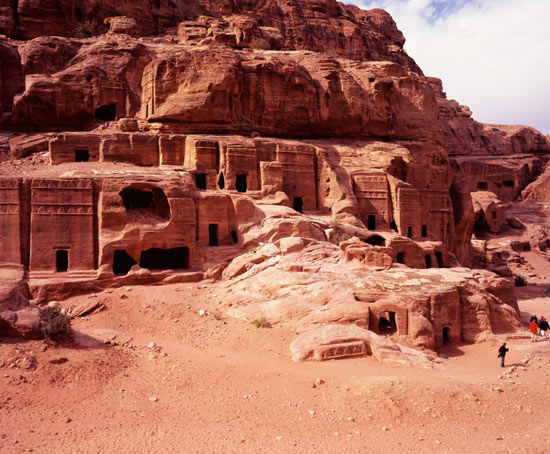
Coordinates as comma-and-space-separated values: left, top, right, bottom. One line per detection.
346, 0, 550, 134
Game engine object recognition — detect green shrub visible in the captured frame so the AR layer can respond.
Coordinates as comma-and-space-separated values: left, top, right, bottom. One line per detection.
248, 316, 271, 328
40, 306, 72, 340
542, 286, 550, 298
514, 275, 527, 287
332, 232, 351, 245
72, 20, 100, 38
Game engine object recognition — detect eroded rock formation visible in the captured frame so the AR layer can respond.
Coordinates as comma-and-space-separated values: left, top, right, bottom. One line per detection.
472, 191, 507, 235
1, 0, 546, 356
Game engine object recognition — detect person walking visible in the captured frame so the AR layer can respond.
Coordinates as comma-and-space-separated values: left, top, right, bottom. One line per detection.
530, 319, 539, 342
539, 317, 549, 340
498, 342, 509, 367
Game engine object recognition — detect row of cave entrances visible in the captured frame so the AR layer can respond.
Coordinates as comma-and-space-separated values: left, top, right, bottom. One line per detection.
377, 311, 452, 344
366, 215, 429, 240
364, 235, 443, 268
476, 180, 514, 191
57, 251, 452, 344
56, 234, 237, 275
396, 251, 444, 269
195, 173, 305, 213
112, 247, 190, 276
55, 248, 193, 275
56, 245, 443, 276
195, 172, 246, 192
110, 230, 237, 276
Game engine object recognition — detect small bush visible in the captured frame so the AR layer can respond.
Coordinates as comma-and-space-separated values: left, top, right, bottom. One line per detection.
248, 316, 271, 328
331, 232, 351, 245
40, 306, 72, 341
72, 20, 100, 38
514, 275, 527, 287
543, 287, 550, 298
437, 353, 449, 359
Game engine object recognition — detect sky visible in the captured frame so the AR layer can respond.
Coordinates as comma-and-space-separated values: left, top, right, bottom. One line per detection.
345, 0, 550, 134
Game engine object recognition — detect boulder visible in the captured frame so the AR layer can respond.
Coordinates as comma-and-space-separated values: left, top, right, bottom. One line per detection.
507, 216, 523, 229
0, 269, 41, 339
104, 16, 139, 36
64, 299, 106, 318
18, 37, 81, 75
472, 191, 507, 234
118, 118, 139, 132
277, 237, 305, 255
9, 134, 51, 158
290, 324, 441, 368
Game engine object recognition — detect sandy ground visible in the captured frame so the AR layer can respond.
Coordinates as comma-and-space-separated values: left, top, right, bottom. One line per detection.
2, 259, 550, 454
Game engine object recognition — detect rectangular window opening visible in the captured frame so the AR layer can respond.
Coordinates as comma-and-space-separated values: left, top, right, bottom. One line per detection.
56, 250, 68, 272
139, 247, 189, 270
209, 224, 218, 246
421, 225, 428, 237
293, 197, 303, 213
75, 149, 90, 162
435, 251, 444, 268
236, 174, 247, 193
195, 173, 207, 190
367, 214, 376, 230
477, 181, 488, 190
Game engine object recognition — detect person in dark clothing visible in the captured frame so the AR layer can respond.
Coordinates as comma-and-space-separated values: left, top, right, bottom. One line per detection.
539, 317, 549, 340
498, 342, 509, 367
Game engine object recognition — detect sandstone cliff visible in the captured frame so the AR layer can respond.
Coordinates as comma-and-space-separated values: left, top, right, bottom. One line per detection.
1, 0, 542, 353
427, 77, 549, 157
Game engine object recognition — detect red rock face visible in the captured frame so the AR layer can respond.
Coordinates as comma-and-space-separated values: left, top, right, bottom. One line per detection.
222, 1, 422, 72
3, 0, 421, 73
0, 0, 15, 37
11, 39, 152, 127
12, 0, 205, 39
428, 77, 550, 157
0, 41, 23, 117
141, 48, 439, 140
18, 37, 82, 75
522, 162, 550, 203
2, 0, 545, 348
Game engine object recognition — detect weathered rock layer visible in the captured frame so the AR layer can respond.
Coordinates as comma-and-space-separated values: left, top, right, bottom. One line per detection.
1, 0, 547, 354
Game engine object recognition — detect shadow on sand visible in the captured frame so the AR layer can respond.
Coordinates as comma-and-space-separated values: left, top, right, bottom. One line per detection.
0, 330, 106, 350
435, 343, 466, 358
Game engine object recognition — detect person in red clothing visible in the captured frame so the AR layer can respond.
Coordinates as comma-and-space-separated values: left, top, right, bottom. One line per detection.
530, 319, 539, 342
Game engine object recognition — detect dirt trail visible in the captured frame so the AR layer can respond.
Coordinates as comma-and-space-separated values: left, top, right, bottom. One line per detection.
2, 276, 550, 453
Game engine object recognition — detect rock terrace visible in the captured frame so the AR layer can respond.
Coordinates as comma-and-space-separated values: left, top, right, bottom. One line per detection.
0, 0, 549, 363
